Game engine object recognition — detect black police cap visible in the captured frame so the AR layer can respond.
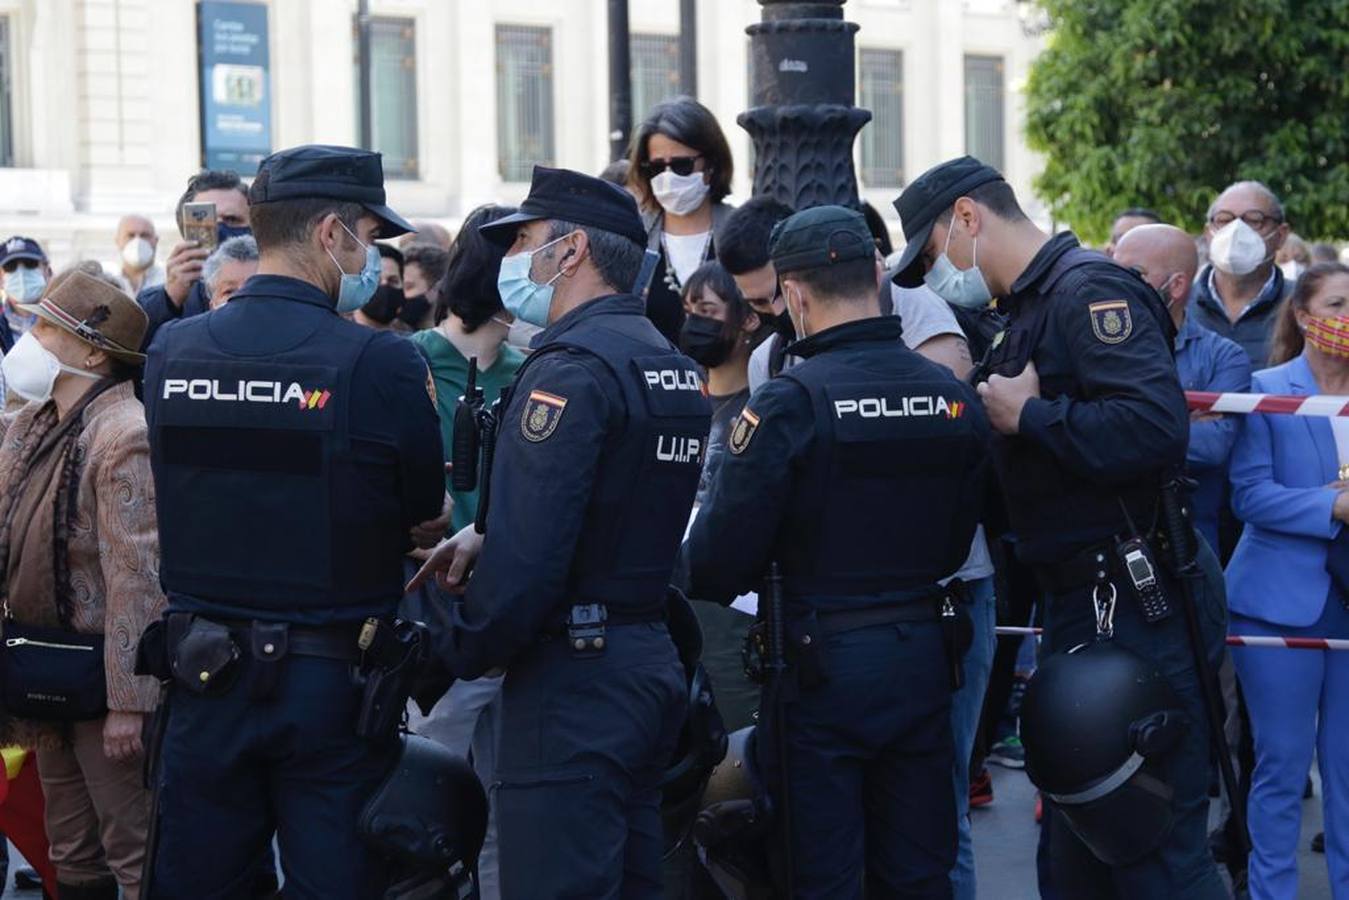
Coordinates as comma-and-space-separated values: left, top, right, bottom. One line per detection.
251, 144, 414, 237
892, 155, 1004, 287
479, 165, 646, 248
768, 206, 875, 274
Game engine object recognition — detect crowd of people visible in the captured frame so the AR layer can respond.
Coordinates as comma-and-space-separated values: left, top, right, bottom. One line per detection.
0, 92, 1345, 900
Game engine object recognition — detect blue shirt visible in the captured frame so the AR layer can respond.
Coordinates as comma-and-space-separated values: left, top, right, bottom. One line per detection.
1175, 314, 1252, 552
1187, 264, 1291, 370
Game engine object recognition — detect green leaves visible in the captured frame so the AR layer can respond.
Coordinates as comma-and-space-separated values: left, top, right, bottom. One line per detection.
1024, 0, 1349, 241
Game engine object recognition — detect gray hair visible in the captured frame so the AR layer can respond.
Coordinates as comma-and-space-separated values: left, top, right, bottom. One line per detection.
1207, 180, 1286, 223
202, 235, 259, 298
545, 220, 644, 294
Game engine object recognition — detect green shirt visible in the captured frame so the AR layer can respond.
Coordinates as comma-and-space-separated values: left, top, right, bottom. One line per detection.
410, 329, 525, 534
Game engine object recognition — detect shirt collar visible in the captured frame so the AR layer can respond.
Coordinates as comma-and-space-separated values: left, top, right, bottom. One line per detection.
789, 315, 905, 359
532, 293, 645, 347
1174, 313, 1202, 351
229, 274, 339, 312
1202, 265, 1282, 319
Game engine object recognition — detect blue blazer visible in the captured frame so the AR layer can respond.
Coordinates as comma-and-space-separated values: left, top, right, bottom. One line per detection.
1226, 353, 1341, 626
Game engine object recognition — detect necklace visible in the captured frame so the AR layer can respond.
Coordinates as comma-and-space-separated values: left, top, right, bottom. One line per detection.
660, 229, 713, 296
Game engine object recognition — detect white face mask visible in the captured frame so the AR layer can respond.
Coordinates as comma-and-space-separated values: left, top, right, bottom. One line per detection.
121, 237, 155, 271
1209, 219, 1271, 277
651, 170, 711, 217
3, 267, 46, 304
1, 332, 102, 402
1279, 260, 1305, 283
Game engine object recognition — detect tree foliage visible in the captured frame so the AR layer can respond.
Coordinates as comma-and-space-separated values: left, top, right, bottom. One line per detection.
1024, 0, 1349, 242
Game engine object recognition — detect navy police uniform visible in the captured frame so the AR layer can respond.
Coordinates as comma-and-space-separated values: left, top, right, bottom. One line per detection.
689, 207, 991, 899
894, 158, 1228, 899
141, 146, 444, 899
444, 167, 711, 899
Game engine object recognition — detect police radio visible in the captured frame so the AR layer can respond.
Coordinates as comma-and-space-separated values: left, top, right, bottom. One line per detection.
451, 359, 499, 533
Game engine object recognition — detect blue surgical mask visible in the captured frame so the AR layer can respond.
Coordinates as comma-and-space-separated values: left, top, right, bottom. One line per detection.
924, 219, 993, 309
325, 222, 380, 313
3, 267, 46, 304
217, 223, 251, 244
496, 235, 569, 327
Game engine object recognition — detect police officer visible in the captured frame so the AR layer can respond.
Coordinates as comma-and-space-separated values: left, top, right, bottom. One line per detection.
141, 145, 445, 899
891, 156, 1228, 898
409, 165, 710, 898
686, 206, 991, 899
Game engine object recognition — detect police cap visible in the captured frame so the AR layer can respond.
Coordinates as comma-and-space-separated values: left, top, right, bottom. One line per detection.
250, 144, 414, 237
479, 165, 646, 248
768, 205, 874, 275
891, 155, 1004, 287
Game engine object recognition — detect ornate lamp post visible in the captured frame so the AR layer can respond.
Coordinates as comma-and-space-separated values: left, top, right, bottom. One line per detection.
739, 0, 871, 210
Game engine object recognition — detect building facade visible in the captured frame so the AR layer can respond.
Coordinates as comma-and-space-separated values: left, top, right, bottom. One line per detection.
0, 0, 1046, 268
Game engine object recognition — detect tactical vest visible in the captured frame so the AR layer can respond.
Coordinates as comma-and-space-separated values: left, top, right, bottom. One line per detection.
149, 314, 382, 614
506, 308, 710, 620
775, 351, 985, 603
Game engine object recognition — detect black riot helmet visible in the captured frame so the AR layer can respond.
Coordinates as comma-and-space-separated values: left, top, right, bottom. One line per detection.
359, 733, 488, 894
1020, 640, 1190, 867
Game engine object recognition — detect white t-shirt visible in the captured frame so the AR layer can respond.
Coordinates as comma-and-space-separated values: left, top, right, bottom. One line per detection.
744, 283, 993, 582
663, 231, 711, 287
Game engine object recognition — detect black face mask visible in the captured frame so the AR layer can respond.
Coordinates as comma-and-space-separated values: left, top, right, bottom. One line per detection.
399, 294, 431, 328
679, 313, 736, 369
361, 285, 405, 325
764, 307, 795, 342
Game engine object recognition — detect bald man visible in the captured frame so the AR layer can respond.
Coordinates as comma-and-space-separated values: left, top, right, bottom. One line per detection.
1116, 224, 1252, 553
113, 214, 165, 294
1189, 180, 1293, 367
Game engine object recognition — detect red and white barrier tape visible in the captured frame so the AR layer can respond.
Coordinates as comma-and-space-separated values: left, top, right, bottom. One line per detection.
1186, 390, 1349, 417
995, 625, 1349, 651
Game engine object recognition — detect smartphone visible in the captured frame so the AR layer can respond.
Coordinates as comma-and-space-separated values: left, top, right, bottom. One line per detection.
182, 201, 219, 251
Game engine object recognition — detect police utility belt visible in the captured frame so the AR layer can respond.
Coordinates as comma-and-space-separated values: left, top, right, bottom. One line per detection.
541, 602, 667, 658
136, 612, 427, 740
745, 581, 972, 691
1034, 532, 1176, 627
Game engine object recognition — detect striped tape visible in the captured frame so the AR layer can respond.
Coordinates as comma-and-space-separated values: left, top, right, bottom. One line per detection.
1186, 391, 1349, 417
995, 625, 1349, 652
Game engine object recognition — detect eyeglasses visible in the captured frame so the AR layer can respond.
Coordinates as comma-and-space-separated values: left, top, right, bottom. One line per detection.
639, 155, 703, 179
1209, 209, 1283, 230
1, 259, 41, 274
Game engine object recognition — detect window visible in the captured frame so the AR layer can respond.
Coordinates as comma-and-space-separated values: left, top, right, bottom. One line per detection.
496, 25, 555, 183
631, 34, 680, 123
964, 55, 1005, 171
858, 49, 904, 188
354, 17, 418, 179
0, 17, 13, 167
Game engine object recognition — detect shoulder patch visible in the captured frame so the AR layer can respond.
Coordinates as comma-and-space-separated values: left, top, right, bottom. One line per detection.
521, 389, 567, 442
425, 365, 438, 406
1088, 300, 1132, 344
728, 407, 761, 456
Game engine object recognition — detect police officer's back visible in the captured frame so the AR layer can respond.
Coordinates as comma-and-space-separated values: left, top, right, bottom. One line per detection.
892, 157, 1227, 899
141, 145, 444, 899
412, 166, 710, 899
687, 207, 991, 899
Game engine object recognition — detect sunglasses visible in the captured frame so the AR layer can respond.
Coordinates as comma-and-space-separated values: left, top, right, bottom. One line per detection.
639, 155, 703, 179
1, 259, 41, 274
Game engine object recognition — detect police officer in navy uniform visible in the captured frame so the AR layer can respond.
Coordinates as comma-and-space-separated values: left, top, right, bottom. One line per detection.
141, 145, 445, 899
686, 206, 991, 899
409, 165, 710, 898
891, 157, 1228, 898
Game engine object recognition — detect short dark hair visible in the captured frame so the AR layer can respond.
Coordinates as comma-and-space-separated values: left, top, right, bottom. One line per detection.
862, 201, 893, 257
176, 169, 248, 233
779, 257, 878, 304
438, 204, 518, 330
377, 242, 404, 273
1115, 207, 1162, 225
546, 220, 645, 294
246, 168, 366, 251
403, 243, 450, 292
682, 261, 751, 327
627, 97, 734, 212
717, 197, 795, 275
936, 179, 1028, 226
